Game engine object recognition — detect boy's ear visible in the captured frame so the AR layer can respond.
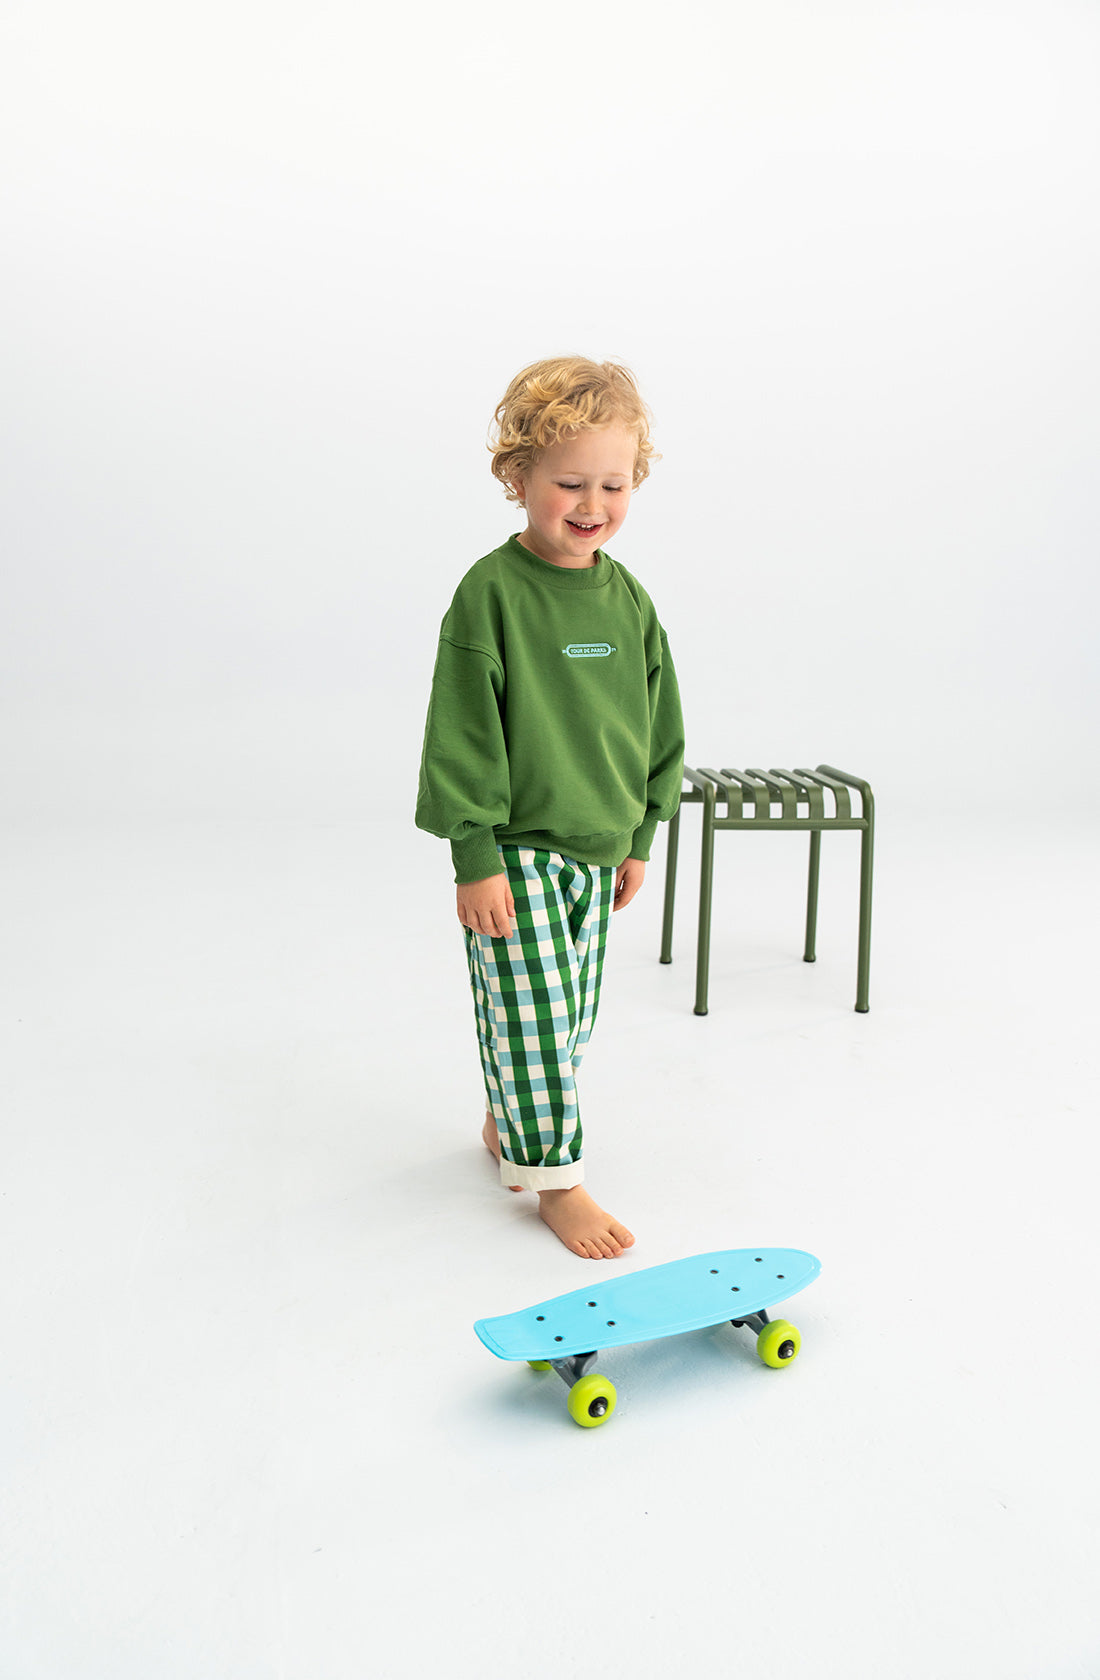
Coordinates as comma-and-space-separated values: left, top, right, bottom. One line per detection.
509, 477, 525, 504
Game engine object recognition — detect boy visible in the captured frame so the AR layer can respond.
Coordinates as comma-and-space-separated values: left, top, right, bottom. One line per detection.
415, 357, 684, 1259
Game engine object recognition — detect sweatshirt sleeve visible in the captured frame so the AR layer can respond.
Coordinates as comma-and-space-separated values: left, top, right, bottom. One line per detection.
629, 628, 686, 861
415, 633, 511, 883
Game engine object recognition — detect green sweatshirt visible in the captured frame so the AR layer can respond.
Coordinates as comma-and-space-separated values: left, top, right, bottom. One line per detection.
416, 534, 685, 883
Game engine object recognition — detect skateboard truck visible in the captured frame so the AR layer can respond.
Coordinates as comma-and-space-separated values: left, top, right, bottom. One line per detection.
549, 1351, 597, 1386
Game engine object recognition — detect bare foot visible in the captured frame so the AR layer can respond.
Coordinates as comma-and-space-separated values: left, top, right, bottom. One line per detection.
482, 1113, 524, 1191
537, 1186, 635, 1260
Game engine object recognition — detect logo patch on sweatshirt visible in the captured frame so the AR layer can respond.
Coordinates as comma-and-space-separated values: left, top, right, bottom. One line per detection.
562, 643, 616, 659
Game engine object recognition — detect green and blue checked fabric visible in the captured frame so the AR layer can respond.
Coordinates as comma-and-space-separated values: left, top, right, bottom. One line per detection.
465, 847, 614, 1190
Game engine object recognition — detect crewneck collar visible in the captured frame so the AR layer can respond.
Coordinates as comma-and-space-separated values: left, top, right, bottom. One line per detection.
505, 533, 613, 589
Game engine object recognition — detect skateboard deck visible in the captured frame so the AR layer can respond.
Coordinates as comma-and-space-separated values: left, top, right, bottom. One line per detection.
475, 1246, 820, 1427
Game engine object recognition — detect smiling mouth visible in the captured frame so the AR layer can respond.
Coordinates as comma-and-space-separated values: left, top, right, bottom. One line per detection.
566, 521, 603, 534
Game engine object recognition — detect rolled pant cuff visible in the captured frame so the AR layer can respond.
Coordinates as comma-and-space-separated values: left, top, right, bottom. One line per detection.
501, 1158, 585, 1191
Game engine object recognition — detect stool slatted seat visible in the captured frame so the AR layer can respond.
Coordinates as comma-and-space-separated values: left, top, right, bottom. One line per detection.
659, 763, 874, 1016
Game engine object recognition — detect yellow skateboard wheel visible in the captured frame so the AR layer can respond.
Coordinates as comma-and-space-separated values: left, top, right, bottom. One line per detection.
757, 1319, 801, 1368
567, 1374, 617, 1428
528, 1360, 552, 1371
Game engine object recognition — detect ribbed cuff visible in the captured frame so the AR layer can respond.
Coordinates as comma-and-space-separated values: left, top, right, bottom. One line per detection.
451, 829, 504, 884
629, 810, 660, 862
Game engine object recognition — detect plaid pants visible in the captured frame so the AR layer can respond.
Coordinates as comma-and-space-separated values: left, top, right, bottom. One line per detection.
465, 847, 614, 1190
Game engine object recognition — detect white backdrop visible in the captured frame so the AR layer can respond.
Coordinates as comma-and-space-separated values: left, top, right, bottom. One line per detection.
4, 0, 1098, 824
4, 10, 1100, 1677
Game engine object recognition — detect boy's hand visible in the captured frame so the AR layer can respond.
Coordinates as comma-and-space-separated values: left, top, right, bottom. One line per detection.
457, 872, 516, 940
613, 857, 646, 911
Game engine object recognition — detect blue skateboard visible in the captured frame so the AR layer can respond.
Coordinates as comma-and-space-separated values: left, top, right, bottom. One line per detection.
474, 1246, 821, 1427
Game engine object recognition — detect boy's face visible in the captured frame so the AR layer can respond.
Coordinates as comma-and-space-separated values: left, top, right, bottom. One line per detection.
512, 424, 637, 569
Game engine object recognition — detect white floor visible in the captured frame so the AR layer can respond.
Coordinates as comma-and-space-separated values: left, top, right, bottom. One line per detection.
3, 801, 1099, 1679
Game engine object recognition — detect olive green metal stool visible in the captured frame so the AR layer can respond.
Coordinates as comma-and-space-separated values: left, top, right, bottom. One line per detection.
659, 764, 874, 1016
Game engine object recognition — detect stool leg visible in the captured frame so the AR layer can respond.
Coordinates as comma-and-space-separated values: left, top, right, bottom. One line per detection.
695, 784, 716, 1015
855, 795, 874, 1013
659, 804, 680, 964
804, 829, 821, 963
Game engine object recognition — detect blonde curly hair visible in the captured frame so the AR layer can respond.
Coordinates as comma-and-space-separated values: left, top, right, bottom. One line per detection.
489, 356, 658, 503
